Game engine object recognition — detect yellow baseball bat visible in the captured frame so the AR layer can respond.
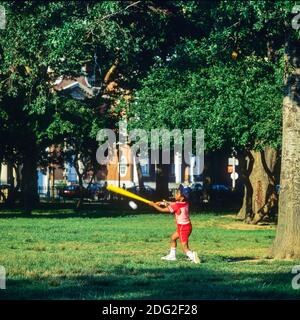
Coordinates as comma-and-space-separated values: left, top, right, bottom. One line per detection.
106, 184, 151, 204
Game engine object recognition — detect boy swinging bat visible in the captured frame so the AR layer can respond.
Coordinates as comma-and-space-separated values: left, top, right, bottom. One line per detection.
107, 184, 200, 264
148, 185, 200, 264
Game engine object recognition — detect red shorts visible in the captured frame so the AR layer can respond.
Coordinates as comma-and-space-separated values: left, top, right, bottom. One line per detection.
177, 223, 192, 243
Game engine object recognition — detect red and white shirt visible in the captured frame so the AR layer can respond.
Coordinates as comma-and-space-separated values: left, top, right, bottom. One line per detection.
168, 202, 191, 225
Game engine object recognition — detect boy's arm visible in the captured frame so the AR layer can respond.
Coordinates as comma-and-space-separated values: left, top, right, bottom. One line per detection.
148, 201, 170, 213
155, 201, 176, 206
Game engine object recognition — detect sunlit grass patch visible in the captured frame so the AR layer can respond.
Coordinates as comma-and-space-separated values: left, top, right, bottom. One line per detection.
0, 208, 299, 300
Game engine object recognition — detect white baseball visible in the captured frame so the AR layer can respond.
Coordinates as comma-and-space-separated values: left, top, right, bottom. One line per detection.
129, 201, 138, 210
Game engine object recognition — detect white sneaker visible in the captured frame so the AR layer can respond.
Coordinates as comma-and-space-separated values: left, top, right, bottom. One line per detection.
161, 254, 176, 261
189, 251, 200, 264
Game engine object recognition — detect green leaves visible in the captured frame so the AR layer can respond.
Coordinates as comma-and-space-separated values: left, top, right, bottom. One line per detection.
0, 0, 291, 170
46, 113, 74, 140
128, 0, 286, 153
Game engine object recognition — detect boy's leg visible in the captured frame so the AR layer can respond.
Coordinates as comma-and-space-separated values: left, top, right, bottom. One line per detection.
181, 241, 190, 254
181, 241, 200, 264
161, 232, 179, 261
179, 225, 200, 264
171, 231, 179, 248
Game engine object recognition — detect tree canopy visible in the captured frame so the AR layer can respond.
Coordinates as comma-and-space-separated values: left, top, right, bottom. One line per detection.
0, 0, 298, 216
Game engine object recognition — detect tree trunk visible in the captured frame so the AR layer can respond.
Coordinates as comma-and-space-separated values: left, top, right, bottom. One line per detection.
237, 151, 254, 220
21, 142, 39, 214
202, 152, 213, 204
155, 163, 169, 199
237, 188, 247, 220
14, 164, 21, 191
249, 151, 269, 222
251, 148, 279, 224
271, 40, 300, 259
135, 160, 145, 190
5, 161, 15, 207
76, 173, 84, 210
5, 163, 22, 206
237, 149, 279, 224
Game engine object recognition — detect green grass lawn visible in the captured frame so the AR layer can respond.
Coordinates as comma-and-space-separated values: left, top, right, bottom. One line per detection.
0, 204, 299, 300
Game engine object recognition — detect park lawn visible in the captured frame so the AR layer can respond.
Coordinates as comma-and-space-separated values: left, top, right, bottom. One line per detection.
0, 205, 299, 300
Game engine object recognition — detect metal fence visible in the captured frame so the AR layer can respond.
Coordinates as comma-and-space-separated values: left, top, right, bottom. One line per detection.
0, 185, 178, 204
38, 186, 59, 199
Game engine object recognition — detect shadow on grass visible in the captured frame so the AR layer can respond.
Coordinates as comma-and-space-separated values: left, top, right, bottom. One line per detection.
0, 202, 237, 219
0, 265, 298, 300
220, 256, 259, 263
0, 202, 154, 219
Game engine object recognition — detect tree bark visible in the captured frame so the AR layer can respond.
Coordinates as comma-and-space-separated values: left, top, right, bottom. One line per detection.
202, 152, 213, 204
271, 40, 300, 259
135, 159, 145, 190
21, 141, 39, 214
155, 163, 169, 199
14, 164, 21, 191
251, 148, 279, 224
74, 156, 84, 210
76, 173, 84, 210
5, 161, 15, 207
237, 151, 254, 220
237, 149, 279, 224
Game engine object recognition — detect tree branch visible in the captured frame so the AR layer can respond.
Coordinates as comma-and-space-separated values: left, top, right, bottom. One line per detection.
98, 1, 141, 22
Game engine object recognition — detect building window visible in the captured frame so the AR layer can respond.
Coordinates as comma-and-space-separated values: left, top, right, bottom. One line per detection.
170, 163, 175, 176
140, 158, 150, 176
119, 152, 127, 177
141, 163, 150, 176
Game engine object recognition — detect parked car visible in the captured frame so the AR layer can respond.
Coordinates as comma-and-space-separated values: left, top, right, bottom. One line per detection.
57, 185, 92, 200
210, 184, 245, 207
209, 184, 231, 204
189, 182, 204, 205
126, 185, 156, 200
190, 182, 203, 191
189, 183, 235, 206
86, 182, 105, 200
211, 184, 230, 192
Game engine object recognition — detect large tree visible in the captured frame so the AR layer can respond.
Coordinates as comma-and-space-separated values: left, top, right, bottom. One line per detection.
127, 1, 300, 227
0, 2, 89, 213
271, 38, 300, 258
197, 0, 289, 223
0, 1, 188, 212
128, 58, 282, 201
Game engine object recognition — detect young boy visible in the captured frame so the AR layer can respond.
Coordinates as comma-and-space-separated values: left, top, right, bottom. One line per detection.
148, 185, 200, 264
